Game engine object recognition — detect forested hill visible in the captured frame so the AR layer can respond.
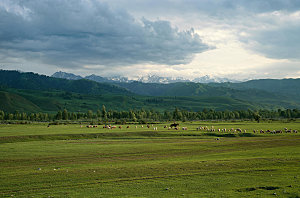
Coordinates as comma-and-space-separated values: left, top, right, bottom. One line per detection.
116, 81, 296, 103
115, 81, 300, 109
210, 78, 300, 99
0, 70, 132, 95
117, 81, 276, 97
117, 79, 300, 98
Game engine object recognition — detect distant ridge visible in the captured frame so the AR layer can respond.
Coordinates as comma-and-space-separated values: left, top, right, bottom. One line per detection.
49, 71, 300, 99
85, 74, 115, 83
50, 71, 239, 84
210, 78, 300, 99
193, 75, 240, 83
52, 71, 83, 80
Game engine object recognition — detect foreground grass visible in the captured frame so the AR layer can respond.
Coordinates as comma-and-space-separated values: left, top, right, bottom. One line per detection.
0, 122, 300, 197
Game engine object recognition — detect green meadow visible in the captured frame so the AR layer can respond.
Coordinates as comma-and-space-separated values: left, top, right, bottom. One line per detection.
0, 121, 300, 197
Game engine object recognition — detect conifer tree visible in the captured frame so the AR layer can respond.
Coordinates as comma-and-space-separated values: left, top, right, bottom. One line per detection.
63, 109, 68, 120
102, 105, 107, 120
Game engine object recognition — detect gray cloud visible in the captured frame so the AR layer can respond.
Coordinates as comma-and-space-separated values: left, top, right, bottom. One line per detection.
245, 61, 300, 79
235, 9, 300, 60
245, 24, 300, 60
0, 0, 210, 68
1, 0, 299, 79
103, 0, 300, 61
103, 0, 300, 18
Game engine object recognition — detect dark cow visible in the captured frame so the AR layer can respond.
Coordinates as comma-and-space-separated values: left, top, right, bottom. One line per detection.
170, 123, 179, 128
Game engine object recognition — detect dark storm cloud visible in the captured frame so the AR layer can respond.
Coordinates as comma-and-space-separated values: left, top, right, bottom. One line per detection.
0, 0, 210, 68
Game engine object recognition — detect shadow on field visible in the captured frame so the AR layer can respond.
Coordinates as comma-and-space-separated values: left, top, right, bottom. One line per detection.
238, 133, 258, 137
0, 131, 162, 143
237, 186, 280, 192
204, 133, 258, 137
0, 131, 260, 143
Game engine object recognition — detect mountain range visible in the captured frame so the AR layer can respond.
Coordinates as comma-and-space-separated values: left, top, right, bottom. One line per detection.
52, 71, 238, 84
0, 70, 300, 113
52, 71, 300, 99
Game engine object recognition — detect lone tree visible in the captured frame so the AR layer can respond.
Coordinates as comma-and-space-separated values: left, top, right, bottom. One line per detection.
0, 110, 4, 120
173, 107, 182, 121
56, 111, 62, 120
102, 105, 107, 121
253, 113, 261, 123
129, 110, 137, 122
63, 109, 68, 120
87, 110, 93, 119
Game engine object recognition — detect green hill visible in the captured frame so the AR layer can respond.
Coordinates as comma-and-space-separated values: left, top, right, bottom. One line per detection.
210, 78, 300, 99
0, 91, 41, 112
117, 81, 279, 98
117, 81, 300, 109
0, 88, 265, 113
0, 70, 132, 95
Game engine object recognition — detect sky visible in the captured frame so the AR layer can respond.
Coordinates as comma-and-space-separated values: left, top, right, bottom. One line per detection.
0, 0, 300, 80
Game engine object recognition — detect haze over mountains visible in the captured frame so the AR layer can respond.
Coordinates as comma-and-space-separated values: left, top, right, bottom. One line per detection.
1, 70, 300, 113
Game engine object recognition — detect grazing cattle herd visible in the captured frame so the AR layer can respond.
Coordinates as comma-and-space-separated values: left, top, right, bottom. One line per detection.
196, 126, 298, 134
81, 123, 298, 134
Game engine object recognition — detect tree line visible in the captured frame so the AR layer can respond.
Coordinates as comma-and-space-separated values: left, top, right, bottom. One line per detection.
0, 106, 300, 123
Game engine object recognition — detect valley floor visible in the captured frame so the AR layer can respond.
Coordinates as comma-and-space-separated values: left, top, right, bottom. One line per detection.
0, 122, 299, 197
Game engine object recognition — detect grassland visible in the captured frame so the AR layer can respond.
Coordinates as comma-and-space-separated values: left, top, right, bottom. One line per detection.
0, 121, 300, 197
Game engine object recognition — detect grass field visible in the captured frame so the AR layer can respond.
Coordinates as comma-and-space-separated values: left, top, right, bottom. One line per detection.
0, 121, 300, 197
